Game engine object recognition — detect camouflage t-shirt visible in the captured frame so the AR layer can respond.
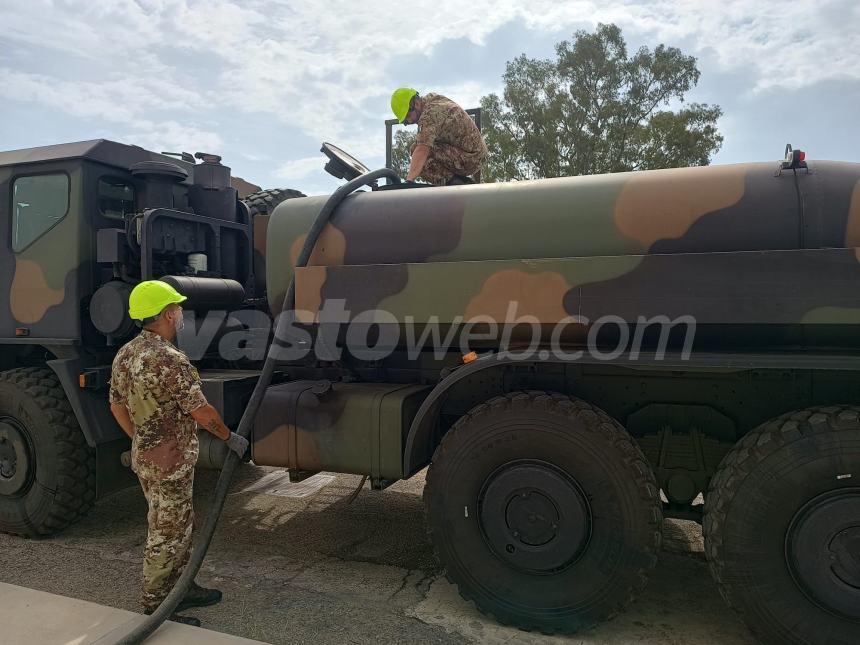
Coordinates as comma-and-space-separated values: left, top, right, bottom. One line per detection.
415, 93, 487, 156
109, 330, 206, 479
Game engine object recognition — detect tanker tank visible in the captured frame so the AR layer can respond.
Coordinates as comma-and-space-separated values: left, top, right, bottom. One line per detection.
264, 160, 860, 353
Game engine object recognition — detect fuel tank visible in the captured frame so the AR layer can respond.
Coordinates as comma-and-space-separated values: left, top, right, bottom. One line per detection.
265, 160, 860, 351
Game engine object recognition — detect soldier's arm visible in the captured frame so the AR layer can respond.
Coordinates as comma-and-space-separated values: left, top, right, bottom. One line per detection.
173, 357, 242, 446
110, 402, 135, 439
190, 404, 231, 441
409, 107, 441, 181
407, 144, 431, 181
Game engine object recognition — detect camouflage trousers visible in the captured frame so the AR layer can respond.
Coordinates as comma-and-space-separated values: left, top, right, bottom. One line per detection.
419, 143, 483, 185
136, 467, 194, 611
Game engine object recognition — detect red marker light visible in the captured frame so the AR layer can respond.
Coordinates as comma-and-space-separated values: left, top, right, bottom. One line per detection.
798, 151, 806, 161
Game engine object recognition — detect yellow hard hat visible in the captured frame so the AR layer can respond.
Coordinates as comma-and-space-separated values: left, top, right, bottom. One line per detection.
391, 88, 418, 123
128, 280, 187, 320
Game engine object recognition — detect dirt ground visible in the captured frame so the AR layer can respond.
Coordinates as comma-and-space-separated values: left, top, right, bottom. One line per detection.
0, 466, 758, 644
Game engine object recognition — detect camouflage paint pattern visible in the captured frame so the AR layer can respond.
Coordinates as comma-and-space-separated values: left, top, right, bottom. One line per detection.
0, 163, 86, 339
250, 191, 307, 301
413, 93, 487, 184
292, 248, 860, 326
253, 212, 271, 299
4, 138, 859, 494
252, 380, 430, 479
419, 142, 484, 185
266, 161, 860, 348
0, 140, 193, 341
136, 468, 194, 611
109, 329, 205, 476
109, 328, 206, 609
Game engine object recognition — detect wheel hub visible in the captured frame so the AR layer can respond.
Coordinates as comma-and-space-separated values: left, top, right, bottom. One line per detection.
479, 460, 591, 574
829, 526, 860, 589
0, 419, 34, 497
787, 488, 860, 620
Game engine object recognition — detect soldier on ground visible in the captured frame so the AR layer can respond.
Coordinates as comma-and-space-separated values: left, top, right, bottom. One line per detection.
109, 280, 250, 627
391, 88, 488, 186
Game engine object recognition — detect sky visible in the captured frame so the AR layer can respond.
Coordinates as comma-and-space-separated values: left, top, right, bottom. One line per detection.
1, 0, 858, 195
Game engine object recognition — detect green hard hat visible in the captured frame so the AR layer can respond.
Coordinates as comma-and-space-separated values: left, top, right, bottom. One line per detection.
128, 280, 187, 320
391, 88, 418, 123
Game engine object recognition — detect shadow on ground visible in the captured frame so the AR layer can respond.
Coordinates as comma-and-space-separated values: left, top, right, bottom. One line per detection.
0, 465, 755, 645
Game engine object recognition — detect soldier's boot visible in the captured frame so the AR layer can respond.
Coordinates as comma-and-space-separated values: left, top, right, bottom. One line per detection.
176, 581, 223, 612
447, 174, 475, 185
143, 609, 202, 627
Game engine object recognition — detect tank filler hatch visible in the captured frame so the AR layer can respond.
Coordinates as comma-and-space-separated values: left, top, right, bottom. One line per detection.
320, 142, 371, 181
318, 142, 427, 190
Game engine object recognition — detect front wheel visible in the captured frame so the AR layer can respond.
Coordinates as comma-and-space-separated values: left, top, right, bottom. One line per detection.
0, 367, 96, 536
424, 391, 662, 634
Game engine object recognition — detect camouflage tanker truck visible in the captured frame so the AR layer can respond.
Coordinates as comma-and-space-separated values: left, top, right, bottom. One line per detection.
1, 139, 858, 645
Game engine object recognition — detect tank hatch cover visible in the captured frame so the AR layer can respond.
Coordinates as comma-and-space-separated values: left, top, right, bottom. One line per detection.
320, 142, 371, 181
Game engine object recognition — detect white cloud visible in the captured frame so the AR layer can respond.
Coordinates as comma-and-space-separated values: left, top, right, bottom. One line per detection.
240, 152, 269, 162
607, 1, 860, 92
275, 156, 328, 181
0, 70, 205, 121
120, 122, 224, 157
437, 81, 500, 111
0, 68, 222, 152
0, 0, 857, 183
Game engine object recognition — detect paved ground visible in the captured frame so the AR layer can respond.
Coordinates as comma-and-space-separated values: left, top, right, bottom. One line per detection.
0, 466, 758, 645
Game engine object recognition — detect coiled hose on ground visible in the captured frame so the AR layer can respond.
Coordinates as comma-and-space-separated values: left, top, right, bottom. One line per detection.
98, 168, 401, 644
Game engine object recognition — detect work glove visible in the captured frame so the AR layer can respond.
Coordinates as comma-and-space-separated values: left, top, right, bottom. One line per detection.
225, 431, 250, 460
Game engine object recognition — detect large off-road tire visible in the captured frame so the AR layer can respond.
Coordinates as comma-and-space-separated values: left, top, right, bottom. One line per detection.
0, 367, 96, 537
243, 188, 306, 218
704, 406, 860, 645
424, 391, 662, 634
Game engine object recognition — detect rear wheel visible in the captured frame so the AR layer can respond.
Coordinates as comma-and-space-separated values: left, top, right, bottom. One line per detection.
704, 406, 860, 645
424, 391, 662, 634
0, 367, 96, 536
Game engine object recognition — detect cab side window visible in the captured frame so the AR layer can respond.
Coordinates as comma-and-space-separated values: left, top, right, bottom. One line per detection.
98, 177, 135, 219
12, 174, 70, 252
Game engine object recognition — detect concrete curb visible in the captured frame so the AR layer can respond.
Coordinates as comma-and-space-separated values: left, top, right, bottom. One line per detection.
0, 582, 268, 645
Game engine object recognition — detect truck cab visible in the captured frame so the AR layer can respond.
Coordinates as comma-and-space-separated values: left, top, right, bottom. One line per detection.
0, 140, 273, 518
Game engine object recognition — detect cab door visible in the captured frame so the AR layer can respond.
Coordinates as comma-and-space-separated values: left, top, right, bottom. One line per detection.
2, 161, 84, 341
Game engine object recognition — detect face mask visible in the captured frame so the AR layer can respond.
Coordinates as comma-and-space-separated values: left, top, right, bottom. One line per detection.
173, 310, 185, 332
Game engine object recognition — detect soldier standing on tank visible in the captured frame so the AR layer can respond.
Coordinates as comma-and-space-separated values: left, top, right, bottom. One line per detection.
109, 280, 250, 627
391, 87, 487, 186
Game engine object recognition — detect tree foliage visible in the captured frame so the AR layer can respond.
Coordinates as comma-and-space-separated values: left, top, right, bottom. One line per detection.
391, 129, 416, 179
392, 24, 723, 182
481, 23, 722, 181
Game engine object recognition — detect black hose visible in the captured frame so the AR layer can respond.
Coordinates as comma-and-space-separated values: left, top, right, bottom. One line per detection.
346, 475, 368, 504
101, 168, 400, 644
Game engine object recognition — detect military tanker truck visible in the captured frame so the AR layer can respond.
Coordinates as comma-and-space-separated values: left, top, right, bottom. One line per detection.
1, 139, 859, 645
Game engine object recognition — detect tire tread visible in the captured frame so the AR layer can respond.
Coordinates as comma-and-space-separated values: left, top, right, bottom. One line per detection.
0, 367, 96, 536
424, 390, 662, 634
703, 404, 860, 644
242, 188, 306, 217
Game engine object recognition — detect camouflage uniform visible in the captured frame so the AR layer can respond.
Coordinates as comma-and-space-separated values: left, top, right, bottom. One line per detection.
109, 329, 208, 611
415, 93, 487, 185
